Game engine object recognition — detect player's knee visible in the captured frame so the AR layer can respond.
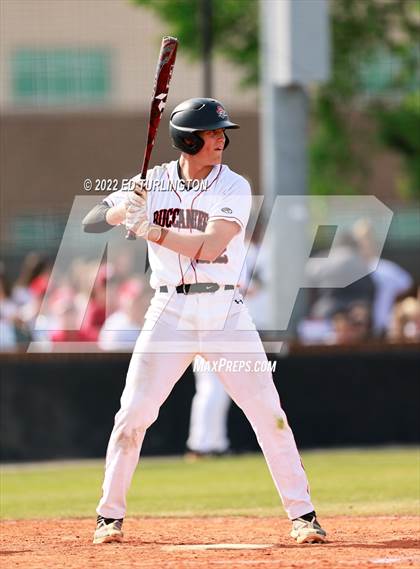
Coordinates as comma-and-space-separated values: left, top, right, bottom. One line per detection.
244, 400, 289, 430
114, 399, 160, 433
135, 405, 159, 431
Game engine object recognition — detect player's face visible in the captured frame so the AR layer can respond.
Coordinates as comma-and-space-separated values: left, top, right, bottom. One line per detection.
197, 129, 226, 165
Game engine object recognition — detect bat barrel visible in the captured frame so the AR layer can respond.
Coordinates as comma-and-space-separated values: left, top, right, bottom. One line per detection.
125, 36, 178, 241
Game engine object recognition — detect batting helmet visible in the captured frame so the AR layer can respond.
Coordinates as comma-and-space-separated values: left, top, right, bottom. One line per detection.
169, 98, 239, 155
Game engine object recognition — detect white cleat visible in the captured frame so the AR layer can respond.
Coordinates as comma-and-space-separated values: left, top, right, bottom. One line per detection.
93, 517, 124, 544
290, 516, 327, 544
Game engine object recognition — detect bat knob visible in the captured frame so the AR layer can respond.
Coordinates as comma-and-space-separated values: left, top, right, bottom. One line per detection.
125, 230, 137, 241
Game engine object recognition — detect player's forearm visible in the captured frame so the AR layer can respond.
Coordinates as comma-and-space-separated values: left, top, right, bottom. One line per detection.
105, 203, 127, 226
151, 229, 224, 262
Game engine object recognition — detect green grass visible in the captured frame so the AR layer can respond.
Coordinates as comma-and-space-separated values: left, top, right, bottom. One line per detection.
1, 448, 419, 520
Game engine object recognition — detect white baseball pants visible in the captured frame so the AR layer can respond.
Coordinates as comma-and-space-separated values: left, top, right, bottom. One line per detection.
97, 288, 314, 520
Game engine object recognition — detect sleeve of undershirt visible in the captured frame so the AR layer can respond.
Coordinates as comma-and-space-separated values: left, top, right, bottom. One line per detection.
82, 202, 113, 233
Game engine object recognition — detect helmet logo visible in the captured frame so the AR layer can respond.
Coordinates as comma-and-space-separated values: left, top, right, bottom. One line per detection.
216, 105, 227, 119
222, 207, 233, 214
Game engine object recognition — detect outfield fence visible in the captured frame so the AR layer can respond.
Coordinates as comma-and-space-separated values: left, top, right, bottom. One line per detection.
1, 343, 419, 462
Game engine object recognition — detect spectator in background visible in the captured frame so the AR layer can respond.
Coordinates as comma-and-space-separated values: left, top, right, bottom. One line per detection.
79, 264, 108, 341
19, 289, 52, 347
9, 252, 51, 348
329, 302, 371, 345
12, 252, 50, 307
306, 232, 375, 320
300, 233, 375, 344
388, 295, 420, 342
1, 254, 150, 350
110, 249, 137, 288
50, 299, 92, 343
0, 264, 18, 351
1, 262, 34, 350
98, 277, 149, 351
353, 219, 413, 337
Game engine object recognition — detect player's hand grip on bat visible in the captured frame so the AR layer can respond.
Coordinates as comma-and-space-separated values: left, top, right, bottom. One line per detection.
125, 181, 162, 242
125, 182, 148, 236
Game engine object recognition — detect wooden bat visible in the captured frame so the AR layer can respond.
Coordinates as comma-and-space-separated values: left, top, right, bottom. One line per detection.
126, 35, 178, 240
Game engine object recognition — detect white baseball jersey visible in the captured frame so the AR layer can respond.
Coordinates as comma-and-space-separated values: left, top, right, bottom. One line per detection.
104, 160, 251, 289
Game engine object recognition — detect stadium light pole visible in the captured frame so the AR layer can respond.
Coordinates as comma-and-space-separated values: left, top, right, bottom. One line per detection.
260, 0, 330, 337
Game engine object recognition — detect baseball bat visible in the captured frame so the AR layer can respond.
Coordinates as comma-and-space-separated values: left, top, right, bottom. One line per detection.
126, 35, 178, 240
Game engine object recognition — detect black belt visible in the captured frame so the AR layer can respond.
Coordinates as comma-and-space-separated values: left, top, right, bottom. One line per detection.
159, 283, 235, 294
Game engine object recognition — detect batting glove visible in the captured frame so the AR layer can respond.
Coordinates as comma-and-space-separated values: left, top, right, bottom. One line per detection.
125, 182, 149, 237
125, 182, 163, 242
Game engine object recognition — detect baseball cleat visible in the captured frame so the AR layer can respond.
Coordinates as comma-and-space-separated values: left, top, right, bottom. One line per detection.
290, 515, 326, 544
93, 516, 124, 544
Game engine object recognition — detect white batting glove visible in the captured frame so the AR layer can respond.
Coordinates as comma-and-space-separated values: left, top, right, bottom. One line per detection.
125, 181, 163, 241
125, 181, 147, 210
125, 182, 149, 238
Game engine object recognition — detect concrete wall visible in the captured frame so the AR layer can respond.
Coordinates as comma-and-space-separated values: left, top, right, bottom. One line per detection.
1, 348, 419, 461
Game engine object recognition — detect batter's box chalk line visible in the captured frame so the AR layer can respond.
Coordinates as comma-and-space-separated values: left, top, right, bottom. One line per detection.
370, 557, 420, 565
162, 543, 274, 551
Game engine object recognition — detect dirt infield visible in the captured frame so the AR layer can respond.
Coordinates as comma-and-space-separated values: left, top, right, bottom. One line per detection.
1, 516, 419, 569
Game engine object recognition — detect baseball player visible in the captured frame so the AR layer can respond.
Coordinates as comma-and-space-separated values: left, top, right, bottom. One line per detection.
83, 98, 326, 545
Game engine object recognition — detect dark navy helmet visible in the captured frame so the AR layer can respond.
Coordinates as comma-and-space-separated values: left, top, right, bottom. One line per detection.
169, 98, 239, 155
